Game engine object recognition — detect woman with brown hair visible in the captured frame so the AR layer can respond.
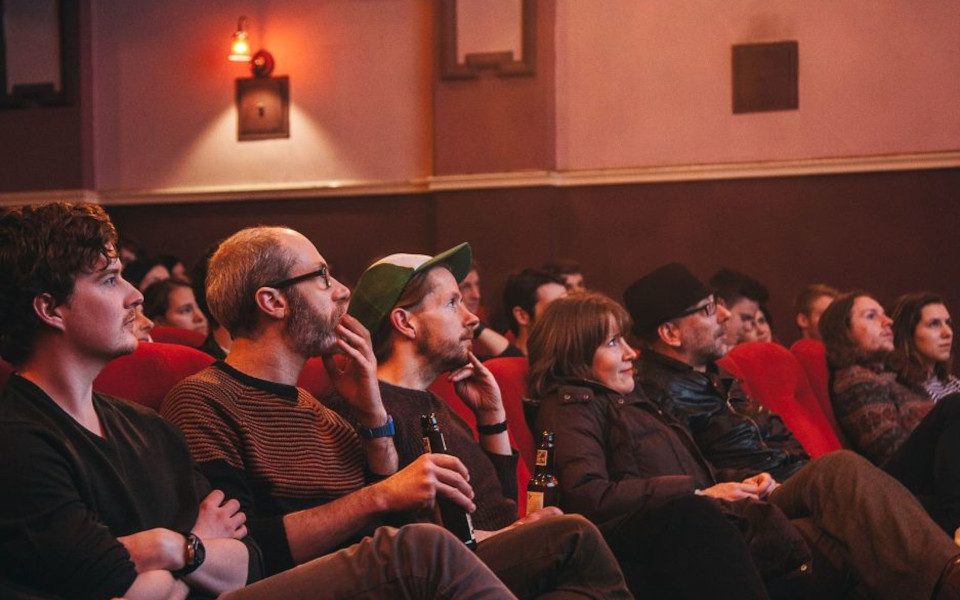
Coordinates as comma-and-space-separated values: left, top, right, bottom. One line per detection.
891, 292, 960, 402
821, 291, 960, 538
527, 292, 789, 600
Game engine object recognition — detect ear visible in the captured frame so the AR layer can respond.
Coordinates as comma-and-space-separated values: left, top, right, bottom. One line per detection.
656, 321, 683, 348
254, 286, 288, 321
389, 307, 417, 341
512, 306, 532, 328
796, 313, 810, 331
33, 293, 66, 332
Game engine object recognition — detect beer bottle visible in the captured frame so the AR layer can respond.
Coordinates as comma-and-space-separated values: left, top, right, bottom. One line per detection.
420, 413, 477, 550
526, 430, 560, 515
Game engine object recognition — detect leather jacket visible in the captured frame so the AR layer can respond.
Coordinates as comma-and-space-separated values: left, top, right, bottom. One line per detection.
636, 351, 809, 482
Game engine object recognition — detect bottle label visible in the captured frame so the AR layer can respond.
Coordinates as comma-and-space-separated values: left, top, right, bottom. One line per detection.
535, 449, 548, 467
526, 491, 544, 515
422, 436, 432, 454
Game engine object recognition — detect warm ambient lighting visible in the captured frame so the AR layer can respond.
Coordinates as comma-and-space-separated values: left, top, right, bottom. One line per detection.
229, 16, 252, 62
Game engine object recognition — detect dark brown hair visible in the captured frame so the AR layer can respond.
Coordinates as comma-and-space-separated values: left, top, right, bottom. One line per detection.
890, 292, 952, 389
142, 277, 193, 321
0, 203, 118, 364
819, 290, 878, 370
527, 293, 632, 399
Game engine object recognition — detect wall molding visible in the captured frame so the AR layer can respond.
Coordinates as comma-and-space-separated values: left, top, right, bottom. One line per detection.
3, 150, 958, 207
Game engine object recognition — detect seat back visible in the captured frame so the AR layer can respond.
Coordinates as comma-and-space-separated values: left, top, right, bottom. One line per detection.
718, 342, 841, 457
789, 338, 844, 441
297, 357, 335, 399
94, 342, 215, 411
150, 325, 206, 348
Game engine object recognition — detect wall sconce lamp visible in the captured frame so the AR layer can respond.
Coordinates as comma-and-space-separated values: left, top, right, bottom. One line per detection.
229, 15, 288, 141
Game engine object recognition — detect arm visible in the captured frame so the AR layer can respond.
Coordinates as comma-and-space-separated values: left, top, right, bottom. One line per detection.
832, 376, 923, 464
449, 352, 511, 456
473, 325, 510, 357
123, 571, 190, 600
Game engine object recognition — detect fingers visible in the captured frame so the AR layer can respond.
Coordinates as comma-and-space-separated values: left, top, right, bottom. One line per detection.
448, 364, 475, 383
202, 489, 226, 507
420, 452, 471, 482
433, 477, 477, 513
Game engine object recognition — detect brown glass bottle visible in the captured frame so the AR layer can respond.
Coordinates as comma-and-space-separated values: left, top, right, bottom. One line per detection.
526, 431, 560, 515
420, 413, 477, 551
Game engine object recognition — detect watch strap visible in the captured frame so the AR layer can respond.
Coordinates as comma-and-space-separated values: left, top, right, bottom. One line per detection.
357, 415, 395, 439
477, 419, 508, 435
172, 532, 205, 578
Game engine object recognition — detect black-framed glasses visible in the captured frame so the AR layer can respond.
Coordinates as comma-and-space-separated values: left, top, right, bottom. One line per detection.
265, 266, 331, 290
678, 297, 717, 319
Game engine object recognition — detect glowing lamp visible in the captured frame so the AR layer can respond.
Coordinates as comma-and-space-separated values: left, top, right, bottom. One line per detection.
229, 17, 252, 62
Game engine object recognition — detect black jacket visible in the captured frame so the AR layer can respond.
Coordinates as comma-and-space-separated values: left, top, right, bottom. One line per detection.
636, 351, 809, 482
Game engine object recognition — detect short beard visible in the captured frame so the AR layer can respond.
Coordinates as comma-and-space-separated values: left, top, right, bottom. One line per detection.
417, 327, 470, 374
286, 286, 340, 357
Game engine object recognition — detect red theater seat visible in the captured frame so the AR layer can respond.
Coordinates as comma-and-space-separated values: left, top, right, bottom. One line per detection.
150, 325, 206, 348
789, 338, 844, 441
94, 342, 214, 411
718, 342, 841, 458
297, 357, 335, 399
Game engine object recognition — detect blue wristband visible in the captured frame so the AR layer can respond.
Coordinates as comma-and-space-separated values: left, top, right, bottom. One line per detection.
357, 415, 395, 439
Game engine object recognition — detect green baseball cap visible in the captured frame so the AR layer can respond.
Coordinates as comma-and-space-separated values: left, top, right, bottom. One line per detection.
348, 242, 473, 340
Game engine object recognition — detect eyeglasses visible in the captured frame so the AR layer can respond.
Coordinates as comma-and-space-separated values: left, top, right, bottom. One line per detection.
264, 266, 331, 290
677, 298, 717, 319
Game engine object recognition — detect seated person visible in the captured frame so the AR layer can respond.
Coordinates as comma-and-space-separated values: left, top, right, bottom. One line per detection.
143, 277, 209, 337
459, 261, 520, 360
625, 262, 960, 600
192, 245, 233, 359
163, 231, 630, 598
502, 268, 566, 355
755, 305, 774, 343
542, 258, 586, 293
709, 267, 769, 347
158, 253, 191, 282
891, 292, 960, 402
123, 256, 171, 291
133, 305, 155, 342
822, 292, 960, 536
793, 283, 838, 341
527, 293, 772, 598
0, 203, 509, 600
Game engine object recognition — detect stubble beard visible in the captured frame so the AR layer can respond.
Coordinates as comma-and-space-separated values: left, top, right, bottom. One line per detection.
418, 326, 471, 373
286, 287, 342, 357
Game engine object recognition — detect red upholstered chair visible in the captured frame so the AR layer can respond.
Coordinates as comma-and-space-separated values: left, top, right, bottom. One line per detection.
150, 325, 206, 349
94, 342, 214, 411
718, 342, 841, 458
789, 338, 844, 441
297, 357, 335, 399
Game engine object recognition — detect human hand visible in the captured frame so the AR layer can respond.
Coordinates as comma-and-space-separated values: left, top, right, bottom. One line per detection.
742, 472, 779, 498
449, 352, 505, 422
192, 490, 247, 540
376, 453, 476, 514
699, 481, 762, 501
323, 315, 387, 424
473, 507, 564, 542
117, 528, 185, 573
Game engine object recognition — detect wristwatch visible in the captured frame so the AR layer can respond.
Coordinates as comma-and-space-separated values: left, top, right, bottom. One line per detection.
357, 415, 396, 439
172, 532, 206, 578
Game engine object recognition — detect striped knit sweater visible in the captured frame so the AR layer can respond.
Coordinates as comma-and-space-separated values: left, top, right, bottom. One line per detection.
161, 361, 365, 575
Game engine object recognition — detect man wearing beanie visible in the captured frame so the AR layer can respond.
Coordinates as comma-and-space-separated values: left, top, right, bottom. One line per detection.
331, 242, 632, 598
625, 262, 960, 600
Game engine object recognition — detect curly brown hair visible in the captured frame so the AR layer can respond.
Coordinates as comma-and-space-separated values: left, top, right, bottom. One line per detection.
819, 291, 890, 370
0, 203, 118, 365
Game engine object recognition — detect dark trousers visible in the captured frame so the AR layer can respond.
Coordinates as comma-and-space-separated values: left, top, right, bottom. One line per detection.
883, 393, 960, 534
771, 450, 960, 600
600, 494, 769, 600
476, 513, 632, 599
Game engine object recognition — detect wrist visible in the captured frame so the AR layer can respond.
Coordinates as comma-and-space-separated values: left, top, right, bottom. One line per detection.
475, 408, 506, 425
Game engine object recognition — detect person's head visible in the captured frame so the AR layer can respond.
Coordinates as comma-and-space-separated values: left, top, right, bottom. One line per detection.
624, 263, 732, 369
793, 283, 839, 340
133, 306, 154, 343
350, 243, 476, 373
502, 269, 567, 337
890, 292, 954, 386
527, 293, 636, 398
709, 268, 769, 346
206, 226, 350, 356
143, 278, 209, 336
819, 292, 894, 369
122, 257, 171, 291
0, 202, 142, 366
157, 254, 189, 282
754, 306, 773, 343
543, 259, 586, 293
459, 263, 482, 315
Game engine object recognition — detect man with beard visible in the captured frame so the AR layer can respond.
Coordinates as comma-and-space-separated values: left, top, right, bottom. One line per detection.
163, 230, 630, 598
624, 262, 960, 600
337, 243, 632, 598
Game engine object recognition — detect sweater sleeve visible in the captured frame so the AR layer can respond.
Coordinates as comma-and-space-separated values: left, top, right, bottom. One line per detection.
0, 424, 137, 599
832, 378, 915, 465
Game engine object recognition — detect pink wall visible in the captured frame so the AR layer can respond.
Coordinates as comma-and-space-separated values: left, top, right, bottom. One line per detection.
555, 1, 960, 170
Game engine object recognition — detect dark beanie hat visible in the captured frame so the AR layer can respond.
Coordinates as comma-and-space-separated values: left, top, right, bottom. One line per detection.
623, 263, 712, 335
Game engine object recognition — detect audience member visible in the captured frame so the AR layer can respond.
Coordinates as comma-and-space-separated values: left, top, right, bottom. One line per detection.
755, 305, 774, 343
624, 263, 960, 600
133, 305, 155, 342
0, 204, 511, 600
192, 244, 233, 359
710, 267, 770, 347
158, 253, 190, 282
543, 258, 586, 293
793, 283, 838, 341
821, 292, 960, 536
527, 293, 772, 598
459, 261, 522, 360
341, 243, 632, 598
502, 268, 566, 355
163, 230, 629, 597
891, 292, 960, 402
143, 277, 209, 337
123, 256, 171, 291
